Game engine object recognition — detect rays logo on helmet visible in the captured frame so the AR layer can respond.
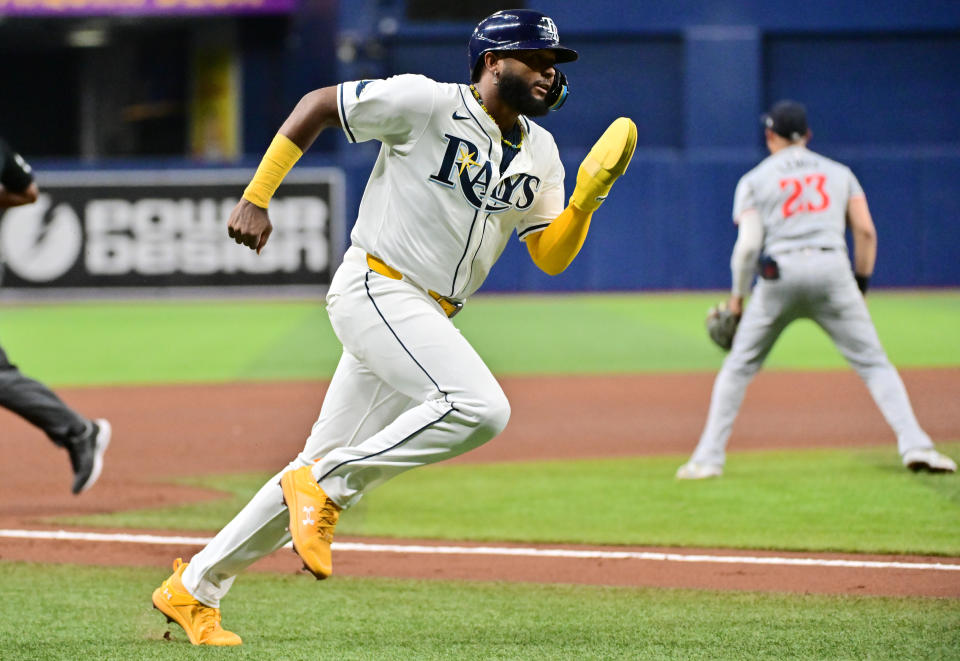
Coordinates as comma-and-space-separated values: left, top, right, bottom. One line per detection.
468, 9, 578, 79
538, 17, 559, 42
429, 134, 540, 212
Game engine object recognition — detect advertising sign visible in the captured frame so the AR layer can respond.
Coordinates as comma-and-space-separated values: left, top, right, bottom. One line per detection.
0, 168, 345, 292
0, 0, 298, 17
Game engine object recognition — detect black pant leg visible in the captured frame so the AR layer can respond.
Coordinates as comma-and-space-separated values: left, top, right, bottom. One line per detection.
0, 343, 88, 445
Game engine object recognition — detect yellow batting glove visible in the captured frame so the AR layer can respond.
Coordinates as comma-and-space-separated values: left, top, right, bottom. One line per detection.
569, 117, 637, 213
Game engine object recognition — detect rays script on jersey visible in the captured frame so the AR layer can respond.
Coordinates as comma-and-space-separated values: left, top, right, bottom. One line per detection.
428, 134, 540, 212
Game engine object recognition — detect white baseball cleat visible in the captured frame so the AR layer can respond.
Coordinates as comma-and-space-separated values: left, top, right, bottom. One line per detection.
675, 461, 723, 480
902, 448, 957, 473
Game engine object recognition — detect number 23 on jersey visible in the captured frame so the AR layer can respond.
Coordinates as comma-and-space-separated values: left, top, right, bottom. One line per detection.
780, 174, 830, 219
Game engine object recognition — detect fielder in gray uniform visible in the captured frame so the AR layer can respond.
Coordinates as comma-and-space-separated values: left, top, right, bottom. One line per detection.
0, 137, 111, 494
676, 100, 955, 480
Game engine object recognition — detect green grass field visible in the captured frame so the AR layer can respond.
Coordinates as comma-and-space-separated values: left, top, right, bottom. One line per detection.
2, 291, 959, 658
0, 564, 957, 661
66, 444, 960, 555
1, 290, 958, 385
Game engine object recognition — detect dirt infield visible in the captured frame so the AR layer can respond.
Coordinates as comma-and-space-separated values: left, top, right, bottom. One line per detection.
2, 368, 959, 597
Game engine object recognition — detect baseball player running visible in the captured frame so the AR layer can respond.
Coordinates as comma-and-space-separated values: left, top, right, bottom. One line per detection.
677, 100, 956, 480
0, 137, 111, 494
152, 9, 637, 645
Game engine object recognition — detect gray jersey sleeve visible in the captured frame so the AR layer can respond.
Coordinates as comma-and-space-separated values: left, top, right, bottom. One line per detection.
846, 167, 865, 200
731, 175, 755, 223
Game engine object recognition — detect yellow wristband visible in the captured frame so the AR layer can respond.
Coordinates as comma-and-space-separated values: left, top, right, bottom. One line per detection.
242, 133, 303, 209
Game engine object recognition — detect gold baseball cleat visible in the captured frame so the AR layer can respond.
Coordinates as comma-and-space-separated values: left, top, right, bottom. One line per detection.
151, 558, 242, 646
280, 464, 342, 579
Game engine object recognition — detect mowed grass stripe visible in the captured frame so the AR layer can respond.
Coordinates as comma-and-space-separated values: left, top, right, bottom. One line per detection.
0, 563, 957, 661
0, 300, 337, 386
61, 443, 960, 556
0, 290, 958, 385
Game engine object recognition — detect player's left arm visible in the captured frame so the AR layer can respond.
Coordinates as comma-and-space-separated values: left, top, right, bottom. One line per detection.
525, 204, 591, 276
847, 195, 876, 294
527, 117, 637, 275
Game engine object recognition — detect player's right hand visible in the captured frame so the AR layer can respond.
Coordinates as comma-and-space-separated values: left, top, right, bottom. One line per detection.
227, 198, 273, 254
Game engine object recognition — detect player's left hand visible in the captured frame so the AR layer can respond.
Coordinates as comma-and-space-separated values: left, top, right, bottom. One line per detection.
227, 199, 273, 254
726, 295, 743, 316
569, 117, 637, 213
706, 300, 741, 351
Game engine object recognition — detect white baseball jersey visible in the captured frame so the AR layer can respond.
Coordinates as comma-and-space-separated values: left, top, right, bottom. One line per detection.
732, 144, 864, 256
337, 74, 565, 299
181, 74, 569, 607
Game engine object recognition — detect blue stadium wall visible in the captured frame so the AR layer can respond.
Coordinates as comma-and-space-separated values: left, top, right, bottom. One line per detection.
31, 1, 959, 292
327, 0, 960, 291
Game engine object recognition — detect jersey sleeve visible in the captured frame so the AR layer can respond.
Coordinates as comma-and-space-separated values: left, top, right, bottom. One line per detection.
731, 174, 754, 224
337, 74, 436, 148
846, 167, 865, 199
516, 145, 566, 241
0, 138, 35, 193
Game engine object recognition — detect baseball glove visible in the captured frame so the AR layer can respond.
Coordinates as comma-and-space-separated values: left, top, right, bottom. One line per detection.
705, 301, 740, 351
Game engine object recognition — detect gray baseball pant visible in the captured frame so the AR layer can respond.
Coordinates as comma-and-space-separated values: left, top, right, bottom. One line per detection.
690, 249, 933, 467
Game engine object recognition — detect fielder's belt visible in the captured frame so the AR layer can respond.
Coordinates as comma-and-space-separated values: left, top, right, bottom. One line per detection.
366, 254, 464, 318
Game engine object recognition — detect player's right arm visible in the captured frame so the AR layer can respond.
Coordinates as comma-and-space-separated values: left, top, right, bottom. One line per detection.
227, 86, 341, 253
726, 176, 763, 315
728, 208, 763, 315
847, 195, 876, 294
229, 76, 432, 254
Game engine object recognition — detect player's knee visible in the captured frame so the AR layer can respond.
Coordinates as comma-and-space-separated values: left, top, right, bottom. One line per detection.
456, 388, 510, 436
482, 391, 511, 436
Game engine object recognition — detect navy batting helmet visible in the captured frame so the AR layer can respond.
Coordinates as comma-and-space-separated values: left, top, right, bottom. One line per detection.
468, 9, 578, 82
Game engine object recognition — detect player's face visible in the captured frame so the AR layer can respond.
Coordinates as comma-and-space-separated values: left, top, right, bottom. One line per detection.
497, 49, 558, 117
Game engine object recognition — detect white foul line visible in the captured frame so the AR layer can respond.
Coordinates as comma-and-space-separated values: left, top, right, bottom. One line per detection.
1, 528, 958, 572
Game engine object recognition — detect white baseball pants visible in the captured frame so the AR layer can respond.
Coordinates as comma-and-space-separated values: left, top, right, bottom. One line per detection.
183, 246, 509, 606
690, 248, 933, 468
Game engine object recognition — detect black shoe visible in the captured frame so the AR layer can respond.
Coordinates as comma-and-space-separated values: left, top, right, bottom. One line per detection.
67, 419, 112, 494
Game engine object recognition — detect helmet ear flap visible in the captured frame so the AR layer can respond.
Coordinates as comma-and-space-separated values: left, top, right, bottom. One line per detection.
545, 68, 569, 111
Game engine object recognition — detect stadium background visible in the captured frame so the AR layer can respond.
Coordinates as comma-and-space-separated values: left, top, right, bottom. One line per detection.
1, 0, 958, 294
1, 2, 959, 657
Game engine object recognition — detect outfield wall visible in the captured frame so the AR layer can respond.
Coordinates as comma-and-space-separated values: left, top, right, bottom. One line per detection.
16, 145, 957, 293
4, 1, 958, 293
360, 1, 960, 291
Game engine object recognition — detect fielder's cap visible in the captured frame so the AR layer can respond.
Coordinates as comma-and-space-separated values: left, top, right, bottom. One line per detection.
762, 100, 808, 141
